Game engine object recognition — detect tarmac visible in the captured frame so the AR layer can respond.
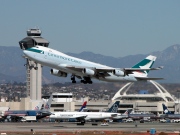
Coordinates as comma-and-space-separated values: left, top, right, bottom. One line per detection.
0, 122, 180, 133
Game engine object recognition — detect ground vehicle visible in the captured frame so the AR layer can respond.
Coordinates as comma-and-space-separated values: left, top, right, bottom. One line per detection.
21, 116, 36, 122
101, 123, 109, 126
172, 119, 180, 123
125, 118, 133, 122
159, 119, 166, 123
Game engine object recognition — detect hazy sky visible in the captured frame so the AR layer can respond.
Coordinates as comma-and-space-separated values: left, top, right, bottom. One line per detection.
1, 0, 180, 57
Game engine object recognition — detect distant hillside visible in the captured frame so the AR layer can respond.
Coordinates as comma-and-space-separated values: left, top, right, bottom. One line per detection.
0, 44, 180, 83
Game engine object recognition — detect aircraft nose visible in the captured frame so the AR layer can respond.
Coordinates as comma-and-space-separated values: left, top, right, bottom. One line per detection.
23, 50, 33, 58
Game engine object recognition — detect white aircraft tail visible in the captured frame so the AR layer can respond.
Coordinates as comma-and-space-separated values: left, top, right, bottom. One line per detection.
123, 109, 133, 115
34, 101, 43, 111
42, 94, 53, 112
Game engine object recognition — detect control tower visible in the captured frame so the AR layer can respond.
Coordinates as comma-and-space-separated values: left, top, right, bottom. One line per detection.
19, 28, 49, 100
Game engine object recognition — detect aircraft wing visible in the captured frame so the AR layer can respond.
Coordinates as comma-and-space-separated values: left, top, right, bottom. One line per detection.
65, 66, 111, 76
70, 115, 87, 121
66, 65, 163, 76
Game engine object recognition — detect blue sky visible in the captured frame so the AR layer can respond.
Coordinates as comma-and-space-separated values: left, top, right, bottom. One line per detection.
0, 0, 180, 57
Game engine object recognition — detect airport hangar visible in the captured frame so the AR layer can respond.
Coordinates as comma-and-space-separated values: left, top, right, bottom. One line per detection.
0, 28, 178, 115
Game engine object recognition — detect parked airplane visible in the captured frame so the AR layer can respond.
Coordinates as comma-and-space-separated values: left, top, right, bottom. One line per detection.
50, 111, 118, 124
128, 113, 158, 120
23, 46, 163, 84
49, 102, 119, 124
160, 103, 180, 119
3, 95, 52, 122
106, 101, 132, 120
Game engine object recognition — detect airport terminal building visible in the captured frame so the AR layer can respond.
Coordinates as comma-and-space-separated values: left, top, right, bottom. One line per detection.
0, 81, 178, 116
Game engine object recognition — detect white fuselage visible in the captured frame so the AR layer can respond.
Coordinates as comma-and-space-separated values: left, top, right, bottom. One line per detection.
112, 114, 129, 120
49, 111, 118, 121
23, 46, 139, 82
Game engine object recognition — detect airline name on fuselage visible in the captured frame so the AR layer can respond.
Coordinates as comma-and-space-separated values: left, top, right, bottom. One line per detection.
60, 114, 74, 117
48, 52, 82, 64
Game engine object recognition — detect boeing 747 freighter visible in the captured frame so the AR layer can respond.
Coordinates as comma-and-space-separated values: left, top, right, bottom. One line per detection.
23, 46, 163, 84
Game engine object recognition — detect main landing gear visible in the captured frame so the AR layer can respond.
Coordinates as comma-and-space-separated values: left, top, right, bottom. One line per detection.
71, 75, 76, 83
81, 77, 93, 84
71, 75, 93, 84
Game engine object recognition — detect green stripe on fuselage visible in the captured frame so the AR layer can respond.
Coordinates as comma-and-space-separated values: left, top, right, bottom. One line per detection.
26, 48, 44, 54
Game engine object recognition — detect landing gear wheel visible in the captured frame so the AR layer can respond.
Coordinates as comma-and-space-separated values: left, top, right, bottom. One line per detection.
72, 80, 76, 83
71, 75, 76, 83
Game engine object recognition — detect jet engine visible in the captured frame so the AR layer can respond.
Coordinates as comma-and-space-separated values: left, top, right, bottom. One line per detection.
50, 69, 67, 77
82, 68, 95, 76
113, 69, 125, 76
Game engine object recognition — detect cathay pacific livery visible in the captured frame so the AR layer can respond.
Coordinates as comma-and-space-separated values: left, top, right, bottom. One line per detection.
23, 46, 163, 84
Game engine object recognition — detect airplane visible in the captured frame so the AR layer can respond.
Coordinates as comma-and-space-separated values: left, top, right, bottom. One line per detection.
49, 101, 119, 124
128, 112, 158, 121
160, 103, 180, 119
105, 101, 132, 120
3, 95, 53, 122
49, 111, 118, 124
22, 46, 163, 84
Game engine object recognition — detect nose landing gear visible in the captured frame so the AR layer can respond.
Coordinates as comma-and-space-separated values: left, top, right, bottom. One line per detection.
24, 59, 38, 70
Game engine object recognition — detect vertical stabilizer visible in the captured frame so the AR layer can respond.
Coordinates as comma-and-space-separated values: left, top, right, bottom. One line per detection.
107, 101, 120, 113
132, 55, 157, 75
79, 101, 87, 112
123, 109, 133, 115
42, 94, 53, 112
162, 103, 171, 114
34, 101, 43, 110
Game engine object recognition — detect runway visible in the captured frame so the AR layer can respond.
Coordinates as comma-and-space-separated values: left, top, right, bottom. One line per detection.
0, 122, 180, 133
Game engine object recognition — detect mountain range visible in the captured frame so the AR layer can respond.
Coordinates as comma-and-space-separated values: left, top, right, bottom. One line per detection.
0, 44, 180, 83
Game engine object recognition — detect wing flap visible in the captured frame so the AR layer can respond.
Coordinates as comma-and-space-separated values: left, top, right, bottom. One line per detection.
65, 66, 85, 72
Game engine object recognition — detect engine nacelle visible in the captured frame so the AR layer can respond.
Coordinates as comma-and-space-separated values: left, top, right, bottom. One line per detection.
82, 68, 95, 76
50, 69, 67, 77
113, 69, 125, 76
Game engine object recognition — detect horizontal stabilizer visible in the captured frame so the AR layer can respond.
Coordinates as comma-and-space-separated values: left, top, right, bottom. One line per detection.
135, 77, 164, 80
125, 66, 163, 71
